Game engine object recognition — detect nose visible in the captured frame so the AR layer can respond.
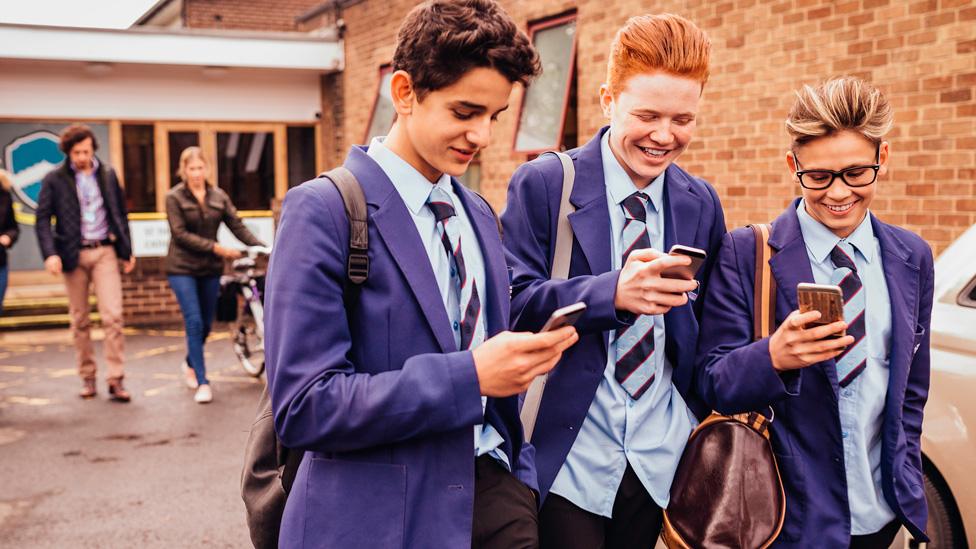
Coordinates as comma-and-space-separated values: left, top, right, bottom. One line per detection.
466, 118, 491, 149
824, 176, 852, 201
648, 122, 674, 146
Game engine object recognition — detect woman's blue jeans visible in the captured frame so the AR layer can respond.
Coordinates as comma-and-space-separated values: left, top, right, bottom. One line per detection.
168, 274, 220, 386
0, 265, 8, 316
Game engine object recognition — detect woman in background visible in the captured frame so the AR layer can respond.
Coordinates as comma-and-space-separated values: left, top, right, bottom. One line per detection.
0, 170, 21, 316
165, 147, 264, 404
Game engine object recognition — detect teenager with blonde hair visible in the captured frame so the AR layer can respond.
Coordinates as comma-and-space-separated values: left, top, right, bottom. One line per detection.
695, 76, 932, 547
165, 146, 264, 403
502, 13, 726, 548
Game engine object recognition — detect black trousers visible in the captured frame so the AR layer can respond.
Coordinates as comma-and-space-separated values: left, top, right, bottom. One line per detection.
849, 520, 902, 549
539, 463, 663, 549
471, 454, 539, 549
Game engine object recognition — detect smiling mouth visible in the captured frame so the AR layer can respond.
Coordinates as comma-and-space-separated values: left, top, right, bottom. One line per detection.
824, 200, 858, 213
637, 145, 670, 158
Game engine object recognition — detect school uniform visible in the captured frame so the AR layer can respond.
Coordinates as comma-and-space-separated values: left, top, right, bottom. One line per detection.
265, 140, 537, 549
501, 127, 726, 546
695, 198, 933, 547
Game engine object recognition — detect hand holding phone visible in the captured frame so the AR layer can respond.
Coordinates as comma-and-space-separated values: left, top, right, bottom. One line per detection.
661, 245, 707, 281
541, 302, 587, 332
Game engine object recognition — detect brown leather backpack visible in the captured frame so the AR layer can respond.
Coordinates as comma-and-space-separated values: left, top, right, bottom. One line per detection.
662, 223, 786, 549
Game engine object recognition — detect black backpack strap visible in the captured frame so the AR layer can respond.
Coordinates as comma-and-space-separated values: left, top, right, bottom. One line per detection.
319, 167, 369, 285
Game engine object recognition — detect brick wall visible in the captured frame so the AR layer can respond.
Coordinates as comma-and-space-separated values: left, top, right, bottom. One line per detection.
184, 0, 323, 31
121, 257, 183, 327
335, 0, 975, 254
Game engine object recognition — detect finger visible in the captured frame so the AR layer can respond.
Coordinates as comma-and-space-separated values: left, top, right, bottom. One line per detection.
643, 254, 692, 274
516, 326, 576, 350
625, 248, 665, 264
642, 291, 687, 309
644, 278, 698, 295
804, 320, 849, 341
788, 310, 821, 329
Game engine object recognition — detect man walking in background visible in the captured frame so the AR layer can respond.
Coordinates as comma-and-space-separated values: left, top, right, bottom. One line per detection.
35, 124, 136, 402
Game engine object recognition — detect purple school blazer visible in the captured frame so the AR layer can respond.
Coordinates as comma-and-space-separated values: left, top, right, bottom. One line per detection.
501, 127, 727, 502
695, 199, 933, 546
265, 146, 536, 549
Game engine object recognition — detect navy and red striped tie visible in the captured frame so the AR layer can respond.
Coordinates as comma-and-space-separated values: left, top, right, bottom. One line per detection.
830, 242, 866, 387
614, 192, 657, 399
427, 187, 484, 350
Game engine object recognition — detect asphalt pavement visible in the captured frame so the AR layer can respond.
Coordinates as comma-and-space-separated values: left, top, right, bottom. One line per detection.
0, 326, 264, 548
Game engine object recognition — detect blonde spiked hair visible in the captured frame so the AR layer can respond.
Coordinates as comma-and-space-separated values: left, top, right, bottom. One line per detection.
786, 76, 893, 147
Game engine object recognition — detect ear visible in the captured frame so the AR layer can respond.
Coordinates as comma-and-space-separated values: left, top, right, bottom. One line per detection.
389, 70, 416, 116
599, 84, 614, 119
877, 141, 890, 177
785, 150, 800, 183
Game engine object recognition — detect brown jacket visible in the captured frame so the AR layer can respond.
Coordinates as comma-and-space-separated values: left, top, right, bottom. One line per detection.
165, 183, 263, 276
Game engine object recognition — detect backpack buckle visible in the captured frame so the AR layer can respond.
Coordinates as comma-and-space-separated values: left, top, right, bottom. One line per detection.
347, 251, 369, 284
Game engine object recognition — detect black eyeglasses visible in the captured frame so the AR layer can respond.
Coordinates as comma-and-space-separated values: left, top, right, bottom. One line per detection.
793, 147, 881, 190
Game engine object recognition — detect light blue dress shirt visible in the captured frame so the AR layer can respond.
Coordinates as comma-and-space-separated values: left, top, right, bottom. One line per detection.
74, 157, 109, 241
549, 130, 698, 516
366, 138, 508, 469
796, 201, 895, 534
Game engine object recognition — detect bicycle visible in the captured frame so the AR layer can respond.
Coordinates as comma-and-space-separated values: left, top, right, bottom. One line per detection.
220, 245, 272, 377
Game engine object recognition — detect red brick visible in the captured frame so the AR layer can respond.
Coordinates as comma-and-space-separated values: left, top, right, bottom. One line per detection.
958, 40, 976, 54
941, 89, 973, 103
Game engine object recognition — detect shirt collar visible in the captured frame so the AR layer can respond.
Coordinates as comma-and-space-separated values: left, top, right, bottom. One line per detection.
601, 130, 664, 213
796, 199, 875, 264
366, 136, 452, 215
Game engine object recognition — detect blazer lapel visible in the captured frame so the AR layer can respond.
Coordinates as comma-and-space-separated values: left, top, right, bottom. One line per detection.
566, 129, 612, 277
872, 216, 920, 397
453, 182, 509, 337
768, 201, 841, 392
344, 147, 457, 354
661, 166, 703, 369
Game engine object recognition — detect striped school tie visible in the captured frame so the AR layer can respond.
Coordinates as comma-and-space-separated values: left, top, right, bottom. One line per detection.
830, 242, 867, 387
427, 187, 485, 350
614, 192, 657, 399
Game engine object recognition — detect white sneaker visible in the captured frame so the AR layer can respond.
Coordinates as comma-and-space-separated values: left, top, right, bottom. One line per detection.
194, 384, 213, 404
182, 361, 199, 389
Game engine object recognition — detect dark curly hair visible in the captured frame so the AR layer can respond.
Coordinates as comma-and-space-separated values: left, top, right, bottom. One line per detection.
59, 124, 99, 154
392, 0, 541, 100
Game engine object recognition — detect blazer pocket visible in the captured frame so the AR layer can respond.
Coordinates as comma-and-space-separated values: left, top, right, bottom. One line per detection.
305, 458, 406, 549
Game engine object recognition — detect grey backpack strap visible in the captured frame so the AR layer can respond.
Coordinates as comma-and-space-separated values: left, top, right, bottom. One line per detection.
320, 167, 369, 285
520, 151, 576, 443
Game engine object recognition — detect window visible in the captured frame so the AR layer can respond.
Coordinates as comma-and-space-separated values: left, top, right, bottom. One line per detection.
959, 276, 976, 308
513, 14, 578, 154
364, 65, 396, 144
287, 126, 317, 188
168, 131, 199, 183
121, 125, 156, 212
457, 160, 481, 193
216, 131, 275, 211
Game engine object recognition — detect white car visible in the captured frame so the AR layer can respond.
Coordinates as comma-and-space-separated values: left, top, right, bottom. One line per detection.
894, 222, 976, 548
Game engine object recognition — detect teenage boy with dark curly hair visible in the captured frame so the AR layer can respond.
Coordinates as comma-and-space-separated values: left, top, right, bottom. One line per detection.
265, 1, 578, 547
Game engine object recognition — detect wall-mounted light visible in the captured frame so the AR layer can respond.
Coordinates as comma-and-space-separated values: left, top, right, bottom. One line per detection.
202, 66, 229, 78
84, 62, 114, 76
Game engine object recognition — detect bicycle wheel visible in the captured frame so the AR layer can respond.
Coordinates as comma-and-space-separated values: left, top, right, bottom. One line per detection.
232, 304, 265, 377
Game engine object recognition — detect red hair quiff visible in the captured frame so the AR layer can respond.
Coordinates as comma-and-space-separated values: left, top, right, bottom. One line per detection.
606, 13, 711, 96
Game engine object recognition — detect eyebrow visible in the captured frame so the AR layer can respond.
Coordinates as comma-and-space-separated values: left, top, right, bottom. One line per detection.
630, 108, 696, 118
452, 101, 509, 114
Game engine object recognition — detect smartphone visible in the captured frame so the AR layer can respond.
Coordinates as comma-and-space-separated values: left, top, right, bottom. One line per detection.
661, 245, 707, 280
797, 283, 845, 338
540, 302, 587, 332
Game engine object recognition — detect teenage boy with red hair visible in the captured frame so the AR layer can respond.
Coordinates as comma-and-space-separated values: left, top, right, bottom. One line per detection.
501, 14, 726, 548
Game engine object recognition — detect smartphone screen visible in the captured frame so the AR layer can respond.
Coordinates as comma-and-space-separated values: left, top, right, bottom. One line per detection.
541, 302, 587, 332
